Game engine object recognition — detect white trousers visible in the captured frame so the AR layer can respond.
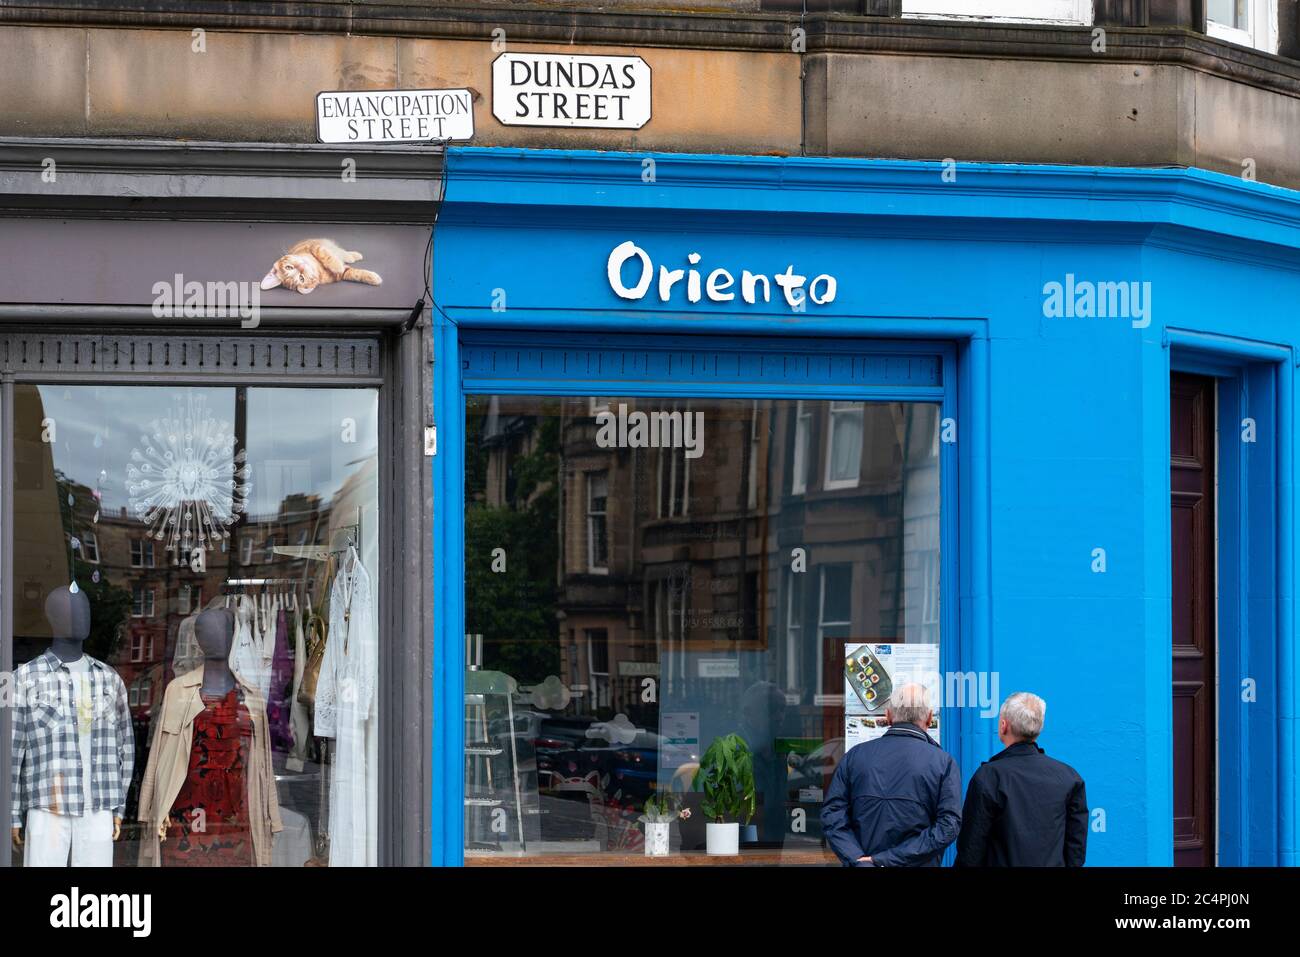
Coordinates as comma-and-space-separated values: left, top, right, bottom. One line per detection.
24, 808, 114, 867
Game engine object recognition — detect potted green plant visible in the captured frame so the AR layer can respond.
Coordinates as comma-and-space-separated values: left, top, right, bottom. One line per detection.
691, 733, 756, 855
638, 790, 688, 857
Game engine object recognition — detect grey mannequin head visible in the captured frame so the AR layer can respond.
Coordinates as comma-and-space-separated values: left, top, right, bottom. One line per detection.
45, 585, 91, 663
45, 585, 91, 640
194, 608, 235, 659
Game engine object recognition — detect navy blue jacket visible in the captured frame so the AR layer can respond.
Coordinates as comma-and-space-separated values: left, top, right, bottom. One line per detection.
821, 723, 962, 867
955, 741, 1088, 867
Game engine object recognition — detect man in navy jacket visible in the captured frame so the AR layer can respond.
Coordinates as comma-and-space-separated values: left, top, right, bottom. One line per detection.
821, 684, 962, 867
955, 692, 1088, 867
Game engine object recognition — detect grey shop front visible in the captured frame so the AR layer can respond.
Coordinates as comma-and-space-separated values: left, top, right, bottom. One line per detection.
0, 140, 440, 867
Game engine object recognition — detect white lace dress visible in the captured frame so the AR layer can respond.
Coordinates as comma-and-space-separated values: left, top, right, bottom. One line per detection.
315, 546, 377, 867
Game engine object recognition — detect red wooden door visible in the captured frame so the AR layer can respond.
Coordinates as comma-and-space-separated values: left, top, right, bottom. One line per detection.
1170, 373, 1216, 867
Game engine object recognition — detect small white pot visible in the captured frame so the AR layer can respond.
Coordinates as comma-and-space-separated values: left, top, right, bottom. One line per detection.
706, 822, 740, 856
643, 821, 671, 857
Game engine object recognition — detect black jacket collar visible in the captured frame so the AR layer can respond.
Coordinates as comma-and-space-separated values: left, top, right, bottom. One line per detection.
883, 722, 938, 745
990, 740, 1044, 761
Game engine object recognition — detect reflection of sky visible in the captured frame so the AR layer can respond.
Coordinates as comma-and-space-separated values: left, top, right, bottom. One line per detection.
35, 386, 378, 515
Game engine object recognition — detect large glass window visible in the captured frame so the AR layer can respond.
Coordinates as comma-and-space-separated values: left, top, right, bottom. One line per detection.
464, 395, 942, 863
902, 1, 1092, 24
7, 384, 379, 867
1207, 0, 1277, 53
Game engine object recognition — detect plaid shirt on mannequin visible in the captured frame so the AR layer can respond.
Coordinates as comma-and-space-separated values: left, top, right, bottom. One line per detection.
10, 650, 134, 828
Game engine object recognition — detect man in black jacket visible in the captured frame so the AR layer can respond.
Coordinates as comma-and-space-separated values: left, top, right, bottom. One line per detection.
956, 691, 1088, 867
821, 684, 961, 867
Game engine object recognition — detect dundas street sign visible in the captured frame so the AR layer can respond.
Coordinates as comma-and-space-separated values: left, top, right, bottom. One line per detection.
492, 52, 651, 129
315, 88, 475, 143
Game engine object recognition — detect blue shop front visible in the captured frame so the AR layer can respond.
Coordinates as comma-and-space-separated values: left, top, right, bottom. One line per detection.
431, 147, 1300, 868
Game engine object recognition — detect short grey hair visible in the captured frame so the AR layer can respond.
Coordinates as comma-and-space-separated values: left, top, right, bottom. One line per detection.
1000, 692, 1046, 741
889, 683, 932, 726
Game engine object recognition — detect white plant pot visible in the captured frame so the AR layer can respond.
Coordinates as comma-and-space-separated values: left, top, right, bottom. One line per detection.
706, 822, 740, 856
643, 822, 671, 857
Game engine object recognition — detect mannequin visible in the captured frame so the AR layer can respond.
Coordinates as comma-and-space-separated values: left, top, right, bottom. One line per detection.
195, 608, 237, 697
11, 586, 133, 866
157, 608, 239, 843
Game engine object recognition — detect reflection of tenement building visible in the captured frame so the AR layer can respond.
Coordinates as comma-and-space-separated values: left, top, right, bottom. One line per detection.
552, 397, 941, 737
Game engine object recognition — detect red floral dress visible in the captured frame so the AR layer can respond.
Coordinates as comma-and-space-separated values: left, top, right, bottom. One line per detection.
161, 688, 255, 866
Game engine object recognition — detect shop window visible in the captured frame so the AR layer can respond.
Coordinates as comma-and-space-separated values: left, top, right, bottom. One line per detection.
1207, 0, 1277, 52
824, 400, 865, 490
587, 472, 610, 572
902, 0, 1092, 23
7, 383, 381, 868
464, 395, 942, 862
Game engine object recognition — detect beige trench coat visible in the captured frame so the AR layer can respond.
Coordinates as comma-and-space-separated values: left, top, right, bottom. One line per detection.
136, 666, 283, 866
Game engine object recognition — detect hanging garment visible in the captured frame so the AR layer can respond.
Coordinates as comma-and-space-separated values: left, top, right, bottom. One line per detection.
10, 651, 134, 828
286, 603, 311, 773
229, 594, 274, 700
160, 688, 255, 867
315, 545, 377, 867
172, 613, 203, 677
267, 604, 295, 756
136, 666, 281, 867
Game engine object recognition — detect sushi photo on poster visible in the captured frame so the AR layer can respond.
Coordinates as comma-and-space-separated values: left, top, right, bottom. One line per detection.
844, 642, 940, 751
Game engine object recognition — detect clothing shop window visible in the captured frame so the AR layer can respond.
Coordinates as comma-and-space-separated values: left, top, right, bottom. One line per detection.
902, 0, 1092, 23
825, 401, 865, 490
6, 383, 380, 867
1207, 0, 1277, 52
587, 472, 610, 573
464, 395, 943, 863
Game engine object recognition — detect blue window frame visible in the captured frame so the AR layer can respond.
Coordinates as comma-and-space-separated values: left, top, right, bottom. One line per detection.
433, 329, 962, 866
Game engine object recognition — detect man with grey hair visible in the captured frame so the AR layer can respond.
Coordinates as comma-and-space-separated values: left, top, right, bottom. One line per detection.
821, 683, 962, 866
956, 691, 1088, 866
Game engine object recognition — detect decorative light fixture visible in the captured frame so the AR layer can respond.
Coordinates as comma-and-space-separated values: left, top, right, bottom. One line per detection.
126, 393, 250, 552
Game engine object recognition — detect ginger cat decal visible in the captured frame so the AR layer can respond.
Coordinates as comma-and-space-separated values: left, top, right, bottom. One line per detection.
260, 238, 382, 294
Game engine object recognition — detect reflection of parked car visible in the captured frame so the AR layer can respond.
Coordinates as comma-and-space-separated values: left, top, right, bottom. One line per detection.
530, 715, 660, 841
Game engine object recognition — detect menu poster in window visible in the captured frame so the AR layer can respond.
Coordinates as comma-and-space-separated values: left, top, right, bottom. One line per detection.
843, 642, 940, 751
659, 711, 700, 770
